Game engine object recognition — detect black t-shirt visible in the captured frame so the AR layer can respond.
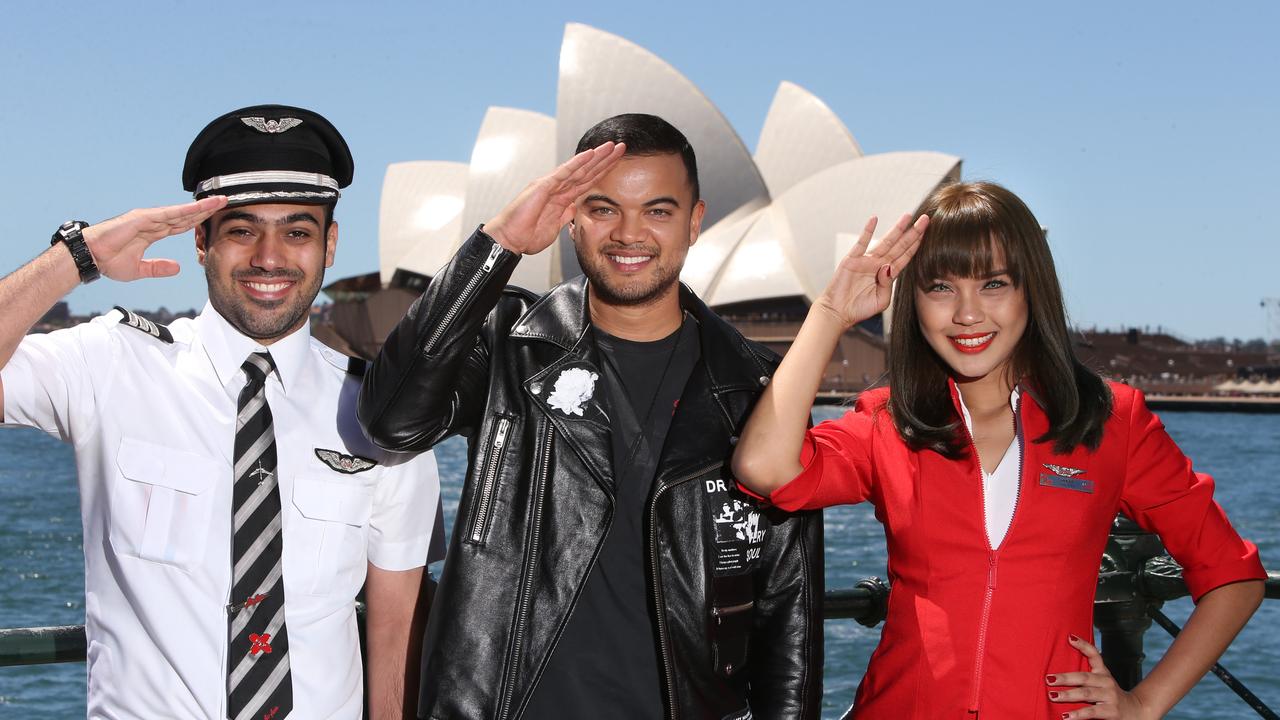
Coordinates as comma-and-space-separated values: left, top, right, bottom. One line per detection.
522, 315, 699, 719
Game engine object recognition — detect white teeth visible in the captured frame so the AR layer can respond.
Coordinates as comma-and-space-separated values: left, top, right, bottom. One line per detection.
954, 333, 995, 347
608, 255, 650, 265
246, 281, 289, 292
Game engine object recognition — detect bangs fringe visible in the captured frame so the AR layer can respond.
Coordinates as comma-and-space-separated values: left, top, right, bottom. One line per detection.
907, 199, 1025, 287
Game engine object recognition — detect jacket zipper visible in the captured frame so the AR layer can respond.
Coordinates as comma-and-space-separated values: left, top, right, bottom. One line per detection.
967, 393, 1025, 712
497, 418, 554, 720
421, 242, 504, 357
649, 461, 722, 720
469, 417, 510, 543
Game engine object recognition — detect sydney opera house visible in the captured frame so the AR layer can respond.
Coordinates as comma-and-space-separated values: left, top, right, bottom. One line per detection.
318, 23, 961, 394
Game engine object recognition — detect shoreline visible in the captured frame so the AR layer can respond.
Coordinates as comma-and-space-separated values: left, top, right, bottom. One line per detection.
814, 392, 1280, 413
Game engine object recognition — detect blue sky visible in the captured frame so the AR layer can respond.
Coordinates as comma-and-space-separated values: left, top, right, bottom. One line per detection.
2, 1, 1276, 340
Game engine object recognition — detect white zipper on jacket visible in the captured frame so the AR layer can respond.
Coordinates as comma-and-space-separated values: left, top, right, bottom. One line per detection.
966, 393, 1024, 713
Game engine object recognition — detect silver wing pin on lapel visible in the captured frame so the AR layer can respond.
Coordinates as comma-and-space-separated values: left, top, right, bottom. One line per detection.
1043, 463, 1086, 477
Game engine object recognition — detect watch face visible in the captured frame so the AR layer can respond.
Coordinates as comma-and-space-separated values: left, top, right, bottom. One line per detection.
53, 220, 88, 243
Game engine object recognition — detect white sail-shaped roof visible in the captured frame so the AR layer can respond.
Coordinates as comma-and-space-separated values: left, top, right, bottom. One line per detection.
458, 107, 558, 293
378, 161, 468, 283
693, 152, 960, 307
680, 200, 768, 297
755, 81, 862, 197
701, 204, 808, 307
775, 151, 961, 300
374, 24, 963, 321
555, 23, 770, 280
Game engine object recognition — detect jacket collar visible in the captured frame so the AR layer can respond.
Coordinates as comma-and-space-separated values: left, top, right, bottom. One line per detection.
514, 276, 773, 492
946, 376, 1046, 418
510, 276, 772, 391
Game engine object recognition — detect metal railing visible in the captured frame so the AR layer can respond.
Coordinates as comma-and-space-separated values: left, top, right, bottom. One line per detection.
3, 515, 1277, 716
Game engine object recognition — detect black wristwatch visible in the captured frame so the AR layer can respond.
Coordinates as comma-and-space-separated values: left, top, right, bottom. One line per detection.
51, 220, 101, 284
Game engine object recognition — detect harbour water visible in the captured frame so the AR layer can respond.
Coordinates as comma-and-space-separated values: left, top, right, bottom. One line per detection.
1, 409, 1277, 718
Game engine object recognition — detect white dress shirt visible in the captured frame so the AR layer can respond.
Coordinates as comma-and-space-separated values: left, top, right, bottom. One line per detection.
2, 303, 444, 720
957, 387, 1023, 549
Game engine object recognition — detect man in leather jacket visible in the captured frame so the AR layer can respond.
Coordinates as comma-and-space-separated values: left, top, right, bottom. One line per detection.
359, 114, 823, 720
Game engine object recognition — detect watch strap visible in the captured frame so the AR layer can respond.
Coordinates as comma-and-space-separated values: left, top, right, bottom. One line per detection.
51, 220, 101, 284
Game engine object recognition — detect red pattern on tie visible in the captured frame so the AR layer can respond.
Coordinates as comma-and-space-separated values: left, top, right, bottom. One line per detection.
249, 633, 273, 655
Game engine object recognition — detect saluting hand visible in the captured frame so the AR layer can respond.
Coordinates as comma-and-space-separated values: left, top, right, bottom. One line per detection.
813, 213, 928, 330
82, 196, 227, 282
1048, 635, 1155, 719
483, 142, 626, 255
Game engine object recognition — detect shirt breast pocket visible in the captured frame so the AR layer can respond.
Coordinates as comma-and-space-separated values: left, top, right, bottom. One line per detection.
110, 437, 218, 572
290, 472, 375, 596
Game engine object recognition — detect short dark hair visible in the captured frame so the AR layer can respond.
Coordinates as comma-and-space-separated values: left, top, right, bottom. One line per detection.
575, 113, 699, 203
201, 202, 336, 239
887, 181, 1112, 457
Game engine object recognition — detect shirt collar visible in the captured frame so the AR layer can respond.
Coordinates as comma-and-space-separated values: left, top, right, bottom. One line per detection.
194, 301, 311, 395
956, 384, 1022, 434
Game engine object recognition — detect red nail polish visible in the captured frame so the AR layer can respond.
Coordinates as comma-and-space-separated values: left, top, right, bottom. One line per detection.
1049, 691, 1059, 700
1045, 674, 1056, 683
1062, 714, 1070, 720
1069, 633, 1081, 643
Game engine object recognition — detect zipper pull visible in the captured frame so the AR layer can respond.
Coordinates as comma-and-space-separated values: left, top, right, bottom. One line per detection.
482, 242, 504, 272
987, 553, 998, 589
493, 418, 510, 449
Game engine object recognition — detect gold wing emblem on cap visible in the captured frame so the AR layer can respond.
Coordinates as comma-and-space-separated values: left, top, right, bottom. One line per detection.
241, 116, 304, 134
315, 448, 377, 474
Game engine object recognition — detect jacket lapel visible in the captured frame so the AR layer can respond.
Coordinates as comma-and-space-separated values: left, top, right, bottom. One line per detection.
513, 278, 616, 495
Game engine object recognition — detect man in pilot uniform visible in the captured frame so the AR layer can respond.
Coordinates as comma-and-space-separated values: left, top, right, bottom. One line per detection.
0, 105, 443, 719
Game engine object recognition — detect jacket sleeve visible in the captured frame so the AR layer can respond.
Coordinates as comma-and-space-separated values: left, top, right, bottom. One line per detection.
767, 389, 885, 511
1117, 388, 1266, 601
747, 505, 824, 718
358, 228, 520, 451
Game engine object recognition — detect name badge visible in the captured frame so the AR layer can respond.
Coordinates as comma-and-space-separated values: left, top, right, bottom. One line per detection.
1039, 473, 1094, 494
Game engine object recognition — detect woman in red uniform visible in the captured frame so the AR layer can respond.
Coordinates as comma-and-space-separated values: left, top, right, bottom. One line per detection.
732, 181, 1265, 719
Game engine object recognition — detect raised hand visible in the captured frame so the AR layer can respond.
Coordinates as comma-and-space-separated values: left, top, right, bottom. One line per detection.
82, 196, 228, 281
813, 213, 928, 330
1048, 635, 1154, 719
483, 141, 626, 255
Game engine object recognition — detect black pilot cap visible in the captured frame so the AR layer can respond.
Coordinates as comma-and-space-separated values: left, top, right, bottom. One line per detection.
182, 104, 354, 207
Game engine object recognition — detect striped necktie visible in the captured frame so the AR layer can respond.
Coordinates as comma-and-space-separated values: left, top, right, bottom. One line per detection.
227, 351, 293, 720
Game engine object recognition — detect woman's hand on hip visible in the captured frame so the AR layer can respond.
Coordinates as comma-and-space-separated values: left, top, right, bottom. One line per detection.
1048, 634, 1156, 719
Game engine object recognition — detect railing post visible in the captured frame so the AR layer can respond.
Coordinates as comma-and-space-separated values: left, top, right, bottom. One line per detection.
1094, 514, 1165, 689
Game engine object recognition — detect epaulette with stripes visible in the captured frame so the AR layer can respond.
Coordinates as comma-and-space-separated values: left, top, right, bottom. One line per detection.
113, 306, 174, 344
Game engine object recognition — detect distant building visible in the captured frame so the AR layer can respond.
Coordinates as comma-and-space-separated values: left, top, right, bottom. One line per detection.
1077, 328, 1278, 396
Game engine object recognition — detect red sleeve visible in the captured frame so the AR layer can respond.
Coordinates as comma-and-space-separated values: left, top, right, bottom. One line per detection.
765, 390, 884, 512
1117, 388, 1266, 601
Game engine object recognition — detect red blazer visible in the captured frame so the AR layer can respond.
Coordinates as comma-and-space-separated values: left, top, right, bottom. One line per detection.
768, 381, 1265, 719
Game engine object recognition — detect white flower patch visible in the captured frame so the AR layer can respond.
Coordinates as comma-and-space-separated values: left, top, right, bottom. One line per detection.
546, 367, 599, 417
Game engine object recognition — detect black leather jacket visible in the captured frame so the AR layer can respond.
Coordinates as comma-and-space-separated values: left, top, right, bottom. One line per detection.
359, 229, 823, 720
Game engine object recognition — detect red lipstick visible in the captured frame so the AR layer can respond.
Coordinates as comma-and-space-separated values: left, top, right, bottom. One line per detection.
950, 332, 995, 354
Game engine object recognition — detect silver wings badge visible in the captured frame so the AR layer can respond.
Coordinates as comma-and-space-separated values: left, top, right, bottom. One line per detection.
1043, 463, 1086, 477
241, 116, 303, 134
315, 448, 377, 474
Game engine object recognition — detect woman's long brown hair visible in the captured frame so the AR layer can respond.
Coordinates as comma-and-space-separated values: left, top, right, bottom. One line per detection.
887, 181, 1111, 457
